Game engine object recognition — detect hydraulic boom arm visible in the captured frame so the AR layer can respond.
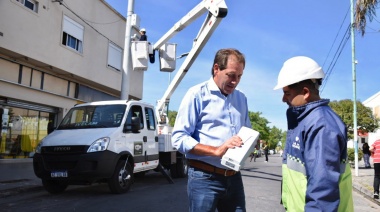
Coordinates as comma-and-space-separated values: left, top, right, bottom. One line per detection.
155, 0, 228, 124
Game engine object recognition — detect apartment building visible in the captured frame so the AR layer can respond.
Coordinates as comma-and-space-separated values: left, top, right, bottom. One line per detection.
0, 0, 143, 159
363, 91, 380, 145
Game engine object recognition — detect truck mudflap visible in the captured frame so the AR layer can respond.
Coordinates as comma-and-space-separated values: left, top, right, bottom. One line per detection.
33, 150, 120, 183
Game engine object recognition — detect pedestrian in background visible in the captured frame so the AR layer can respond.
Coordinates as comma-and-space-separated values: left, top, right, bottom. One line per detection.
362, 142, 371, 168
263, 142, 269, 162
250, 146, 258, 162
370, 139, 380, 199
274, 56, 353, 211
172, 48, 251, 211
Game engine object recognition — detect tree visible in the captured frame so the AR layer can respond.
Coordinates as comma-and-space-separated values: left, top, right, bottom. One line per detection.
267, 126, 286, 150
329, 99, 379, 139
249, 111, 270, 142
355, 0, 379, 36
167, 110, 178, 127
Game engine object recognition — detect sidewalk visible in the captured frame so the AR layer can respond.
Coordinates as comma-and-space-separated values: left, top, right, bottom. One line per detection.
0, 157, 379, 205
351, 158, 380, 204
0, 158, 43, 197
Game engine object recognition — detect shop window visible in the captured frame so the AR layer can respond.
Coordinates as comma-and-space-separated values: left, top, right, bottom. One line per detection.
0, 107, 54, 159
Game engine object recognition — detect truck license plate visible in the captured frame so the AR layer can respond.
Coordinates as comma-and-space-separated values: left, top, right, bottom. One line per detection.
51, 171, 68, 178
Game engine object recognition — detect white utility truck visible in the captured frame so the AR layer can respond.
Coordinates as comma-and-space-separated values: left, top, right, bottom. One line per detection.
33, 0, 228, 194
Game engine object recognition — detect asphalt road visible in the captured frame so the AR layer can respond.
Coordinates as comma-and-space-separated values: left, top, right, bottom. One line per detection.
0, 154, 379, 211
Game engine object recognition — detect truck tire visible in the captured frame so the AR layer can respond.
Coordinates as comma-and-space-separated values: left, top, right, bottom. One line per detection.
175, 157, 188, 178
170, 156, 187, 178
108, 160, 133, 194
42, 179, 68, 194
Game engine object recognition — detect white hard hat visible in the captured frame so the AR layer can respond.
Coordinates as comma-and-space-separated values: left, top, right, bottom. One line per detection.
140, 28, 146, 32
273, 56, 325, 90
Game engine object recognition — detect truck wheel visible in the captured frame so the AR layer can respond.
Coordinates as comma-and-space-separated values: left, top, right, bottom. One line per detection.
42, 179, 68, 194
176, 157, 188, 178
108, 160, 133, 194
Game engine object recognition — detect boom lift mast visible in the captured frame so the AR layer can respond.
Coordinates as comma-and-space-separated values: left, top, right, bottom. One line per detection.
154, 0, 228, 126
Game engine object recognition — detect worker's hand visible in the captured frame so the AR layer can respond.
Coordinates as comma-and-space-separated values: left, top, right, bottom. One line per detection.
214, 135, 243, 157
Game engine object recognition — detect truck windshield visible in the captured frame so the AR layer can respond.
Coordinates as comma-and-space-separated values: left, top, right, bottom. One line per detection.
57, 104, 126, 130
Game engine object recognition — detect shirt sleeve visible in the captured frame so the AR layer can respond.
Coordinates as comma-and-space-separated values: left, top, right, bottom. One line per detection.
304, 126, 343, 211
171, 89, 200, 154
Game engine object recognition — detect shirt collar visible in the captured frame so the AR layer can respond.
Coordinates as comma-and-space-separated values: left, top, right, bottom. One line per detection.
207, 77, 219, 92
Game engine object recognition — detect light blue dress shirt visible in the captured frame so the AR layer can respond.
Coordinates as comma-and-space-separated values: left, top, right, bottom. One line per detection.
171, 78, 252, 168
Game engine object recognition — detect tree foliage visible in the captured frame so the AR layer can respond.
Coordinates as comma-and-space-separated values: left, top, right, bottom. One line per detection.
347, 148, 363, 162
329, 99, 379, 139
355, 0, 379, 36
168, 110, 177, 127
266, 126, 287, 150
248, 112, 287, 150
249, 111, 270, 141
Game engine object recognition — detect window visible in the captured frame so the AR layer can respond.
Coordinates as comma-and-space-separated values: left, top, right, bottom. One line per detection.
108, 42, 123, 71
58, 105, 126, 129
16, 0, 38, 12
125, 105, 144, 131
62, 15, 84, 53
0, 107, 55, 159
145, 107, 156, 131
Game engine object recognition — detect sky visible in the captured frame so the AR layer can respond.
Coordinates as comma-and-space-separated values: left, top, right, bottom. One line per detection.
104, 0, 380, 131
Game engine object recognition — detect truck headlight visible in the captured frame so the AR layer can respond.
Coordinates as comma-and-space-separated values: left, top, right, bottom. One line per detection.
35, 141, 43, 153
87, 137, 110, 152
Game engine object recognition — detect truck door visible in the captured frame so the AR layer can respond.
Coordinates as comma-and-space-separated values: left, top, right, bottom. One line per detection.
143, 107, 158, 158
125, 105, 158, 170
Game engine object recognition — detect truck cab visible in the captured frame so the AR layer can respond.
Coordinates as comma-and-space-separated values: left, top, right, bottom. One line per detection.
33, 100, 181, 194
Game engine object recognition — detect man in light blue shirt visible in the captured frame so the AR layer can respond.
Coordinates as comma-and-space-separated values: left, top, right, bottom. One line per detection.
172, 48, 251, 212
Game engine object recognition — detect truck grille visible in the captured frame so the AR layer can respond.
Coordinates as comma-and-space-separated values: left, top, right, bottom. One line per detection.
41, 146, 89, 154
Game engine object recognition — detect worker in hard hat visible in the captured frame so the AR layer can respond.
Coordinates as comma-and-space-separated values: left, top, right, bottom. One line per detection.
139, 28, 147, 41
274, 56, 353, 212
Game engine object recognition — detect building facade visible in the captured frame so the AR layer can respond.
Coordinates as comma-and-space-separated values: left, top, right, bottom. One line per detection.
0, 0, 143, 159
363, 91, 380, 146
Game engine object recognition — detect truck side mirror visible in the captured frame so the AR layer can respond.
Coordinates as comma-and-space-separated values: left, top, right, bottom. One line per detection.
124, 116, 141, 133
131, 116, 141, 133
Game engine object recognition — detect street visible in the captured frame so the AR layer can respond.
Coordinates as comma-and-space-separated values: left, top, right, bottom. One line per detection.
0, 155, 379, 211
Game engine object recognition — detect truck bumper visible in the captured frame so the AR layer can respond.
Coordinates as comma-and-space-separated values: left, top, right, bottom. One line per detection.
33, 150, 119, 184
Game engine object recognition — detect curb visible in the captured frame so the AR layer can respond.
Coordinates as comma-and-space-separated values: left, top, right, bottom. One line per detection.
0, 185, 43, 198
352, 184, 380, 205
352, 180, 380, 205
0, 179, 43, 198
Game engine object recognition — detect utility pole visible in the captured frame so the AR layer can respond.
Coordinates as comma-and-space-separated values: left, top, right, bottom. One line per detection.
350, 0, 359, 176
120, 0, 135, 100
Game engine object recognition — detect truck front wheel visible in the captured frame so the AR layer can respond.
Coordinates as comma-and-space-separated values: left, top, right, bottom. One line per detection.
42, 179, 68, 194
108, 160, 133, 194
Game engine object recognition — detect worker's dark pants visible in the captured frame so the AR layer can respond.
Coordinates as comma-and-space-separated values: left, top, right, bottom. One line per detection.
374, 163, 380, 193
